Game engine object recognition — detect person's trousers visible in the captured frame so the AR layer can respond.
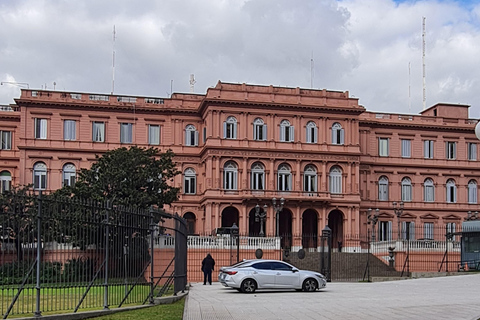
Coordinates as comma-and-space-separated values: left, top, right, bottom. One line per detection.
203, 270, 212, 284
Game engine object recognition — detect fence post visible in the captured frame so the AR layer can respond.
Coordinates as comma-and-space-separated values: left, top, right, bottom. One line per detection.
320, 225, 332, 282
34, 191, 43, 318
149, 207, 155, 305
103, 200, 110, 310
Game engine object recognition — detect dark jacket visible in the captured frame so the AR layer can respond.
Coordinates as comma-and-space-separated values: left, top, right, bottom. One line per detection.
202, 254, 215, 272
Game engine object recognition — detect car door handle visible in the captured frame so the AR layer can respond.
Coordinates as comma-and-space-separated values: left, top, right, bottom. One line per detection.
276, 273, 281, 275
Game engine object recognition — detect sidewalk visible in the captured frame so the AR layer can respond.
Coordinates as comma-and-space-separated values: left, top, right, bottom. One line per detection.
183, 274, 480, 320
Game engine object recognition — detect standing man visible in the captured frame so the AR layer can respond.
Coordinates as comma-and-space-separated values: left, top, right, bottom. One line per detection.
202, 253, 215, 285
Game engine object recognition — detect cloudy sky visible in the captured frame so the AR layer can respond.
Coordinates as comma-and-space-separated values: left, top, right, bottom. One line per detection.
1, 0, 479, 118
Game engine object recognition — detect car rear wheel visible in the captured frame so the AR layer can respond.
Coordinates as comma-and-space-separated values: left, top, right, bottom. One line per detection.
302, 278, 318, 292
240, 279, 257, 293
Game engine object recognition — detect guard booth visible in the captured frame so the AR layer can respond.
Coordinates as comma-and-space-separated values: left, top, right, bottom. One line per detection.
461, 220, 480, 270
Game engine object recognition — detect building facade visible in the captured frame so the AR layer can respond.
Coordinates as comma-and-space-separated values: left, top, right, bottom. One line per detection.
1, 81, 478, 251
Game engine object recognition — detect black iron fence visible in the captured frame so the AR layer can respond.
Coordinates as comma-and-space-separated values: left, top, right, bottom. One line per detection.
0, 192, 187, 319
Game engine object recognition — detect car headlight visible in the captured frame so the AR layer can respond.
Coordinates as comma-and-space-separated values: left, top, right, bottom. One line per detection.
315, 273, 326, 279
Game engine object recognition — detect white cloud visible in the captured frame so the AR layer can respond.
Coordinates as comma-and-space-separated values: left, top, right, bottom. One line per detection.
0, 0, 479, 119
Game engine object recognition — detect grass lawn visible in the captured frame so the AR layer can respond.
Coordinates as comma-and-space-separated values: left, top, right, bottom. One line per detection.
90, 298, 185, 320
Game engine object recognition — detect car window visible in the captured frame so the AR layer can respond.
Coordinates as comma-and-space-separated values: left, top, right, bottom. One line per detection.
251, 262, 272, 270
270, 261, 293, 271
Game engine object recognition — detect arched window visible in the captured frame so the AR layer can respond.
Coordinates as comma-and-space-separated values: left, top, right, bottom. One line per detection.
468, 180, 477, 204
280, 120, 294, 142
224, 161, 238, 190
446, 179, 456, 203
185, 125, 198, 146
303, 165, 317, 192
0, 171, 11, 193
184, 168, 196, 194
401, 177, 412, 202
33, 162, 47, 190
62, 163, 76, 187
184, 212, 196, 235
306, 121, 317, 143
253, 118, 267, 141
424, 178, 434, 202
329, 166, 342, 194
251, 162, 265, 190
277, 164, 292, 191
223, 116, 237, 139
378, 176, 388, 201
332, 122, 344, 145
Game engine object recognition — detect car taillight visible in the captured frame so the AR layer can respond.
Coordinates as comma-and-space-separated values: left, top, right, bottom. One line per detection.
225, 271, 238, 275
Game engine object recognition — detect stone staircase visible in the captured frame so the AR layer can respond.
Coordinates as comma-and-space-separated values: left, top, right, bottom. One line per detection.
284, 251, 403, 281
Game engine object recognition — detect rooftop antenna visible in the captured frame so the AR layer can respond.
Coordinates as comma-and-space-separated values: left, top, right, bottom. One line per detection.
189, 74, 196, 93
112, 25, 116, 95
310, 51, 314, 89
170, 80, 173, 97
422, 17, 426, 110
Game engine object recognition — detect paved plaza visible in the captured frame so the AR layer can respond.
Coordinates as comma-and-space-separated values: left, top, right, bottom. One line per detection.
183, 274, 480, 320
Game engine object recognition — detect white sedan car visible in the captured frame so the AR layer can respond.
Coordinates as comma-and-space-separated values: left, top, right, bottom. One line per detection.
218, 259, 327, 293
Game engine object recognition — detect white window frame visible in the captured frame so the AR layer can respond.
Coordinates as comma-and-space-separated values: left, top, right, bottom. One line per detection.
33, 162, 47, 190
280, 120, 294, 142
446, 179, 456, 203
446, 141, 456, 160
424, 178, 435, 202
148, 125, 160, 145
468, 180, 477, 204
0, 131, 12, 150
120, 123, 133, 143
223, 116, 237, 139
378, 176, 389, 201
424, 140, 434, 159
223, 162, 238, 190
329, 166, 342, 194
332, 123, 344, 145
253, 118, 267, 141
424, 222, 434, 240
184, 168, 196, 194
378, 221, 392, 241
92, 121, 105, 142
468, 142, 477, 161
446, 222, 456, 241
303, 165, 317, 192
401, 221, 415, 240
277, 164, 292, 191
401, 177, 412, 202
64, 120, 76, 141
401, 139, 411, 158
379, 138, 389, 157
306, 121, 318, 144
0, 171, 11, 193
62, 163, 76, 187
251, 162, 265, 190
34, 118, 47, 139
185, 125, 199, 146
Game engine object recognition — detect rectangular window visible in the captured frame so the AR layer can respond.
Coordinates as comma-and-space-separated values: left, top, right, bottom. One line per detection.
120, 123, 133, 143
446, 141, 456, 160
0, 131, 12, 150
92, 122, 105, 142
468, 143, 477, 161
424, 222, 434, 240
34, 118, 47, 139
379, 138, 389, 157
251, 172, 264, 190
378, 221, 392, 241
424, 140, 434, 159
148, 125, 160, 145
447, 222, 456, 241
401, 139, 411, 158
184, 176, 196, 194
402, 221, 415, 240
63, 120, 76, 141
254, 124, 267, 141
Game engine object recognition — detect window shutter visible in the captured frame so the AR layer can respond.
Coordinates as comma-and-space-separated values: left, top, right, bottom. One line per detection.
313, 127, 318, 143
291, 126, 294, 141
223, 122, 227, 138
195, 131, 199, 146
263, 125, 267, 141
340, 129, 344, 144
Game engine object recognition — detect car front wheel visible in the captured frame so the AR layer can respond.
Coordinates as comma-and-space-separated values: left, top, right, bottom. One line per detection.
302, 278, 318, 292
240, 279, 257, 293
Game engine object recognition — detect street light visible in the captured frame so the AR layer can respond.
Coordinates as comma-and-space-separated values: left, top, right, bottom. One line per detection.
367, 208, 380, 242
393, 201, 404, 240
272, 197, 285, 237
255, 204, 268, 237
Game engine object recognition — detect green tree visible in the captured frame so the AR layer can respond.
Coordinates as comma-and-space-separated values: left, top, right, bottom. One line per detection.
59, 146, 180, 209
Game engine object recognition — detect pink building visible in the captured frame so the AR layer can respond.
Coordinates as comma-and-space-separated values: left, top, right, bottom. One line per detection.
1, 81, 478, 252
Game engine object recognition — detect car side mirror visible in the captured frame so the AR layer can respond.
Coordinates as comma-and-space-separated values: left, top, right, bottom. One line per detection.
292, 268, 299, 273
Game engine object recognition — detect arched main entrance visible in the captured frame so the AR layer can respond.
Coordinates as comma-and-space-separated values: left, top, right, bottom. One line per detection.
328, 209, 344, 251
302, 209, 318, 249
248, 207, 267, 237
221, 206, 239, 230
183, 212, 196, 235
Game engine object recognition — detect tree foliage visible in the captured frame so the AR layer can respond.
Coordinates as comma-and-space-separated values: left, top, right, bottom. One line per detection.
57, 146, 180, 209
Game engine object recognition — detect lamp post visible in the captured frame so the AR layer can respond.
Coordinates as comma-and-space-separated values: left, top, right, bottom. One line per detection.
367, 208, 380, 242
255, 204, 268, 237
272, 197, 285, 237
393, 201, 404, 240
